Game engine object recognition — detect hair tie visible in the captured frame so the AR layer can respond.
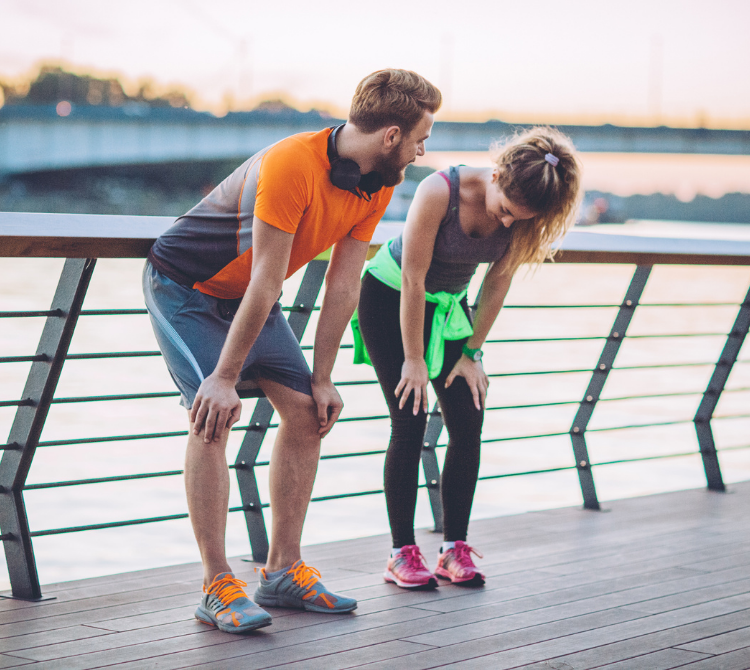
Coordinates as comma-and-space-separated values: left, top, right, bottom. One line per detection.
544, 153, 559, 167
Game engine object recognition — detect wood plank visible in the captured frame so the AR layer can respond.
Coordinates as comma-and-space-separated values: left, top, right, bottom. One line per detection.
356, 595, 750, 669
519, 609, 750, 670
17, 606, 440, 670
78, 605, 196, 633
0, 656, 32, 669
175, 602, 629, 668
0, 624, 111, 655
677, 627, 750, 655
5, 620, 218, 662
351, 607, 647, 670
400, 568, 750, 650
0, 580, 200, 627
230, 640, 438, 670
594, 648, 711, 669
668, 646, 750, 670
106, 611, 436, 669
622, 578, 750, 616
3, 629, 232, 670
516, 648, 711, 670
403, 562, 749, 624
0, 483, 747, 668
3, 213, 750, 266
0, 592, 199, 640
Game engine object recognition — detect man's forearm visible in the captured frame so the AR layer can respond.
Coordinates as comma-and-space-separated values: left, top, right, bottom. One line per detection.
214, 280, 282, 381
211, 218, 293, 383
312, 283, 360, 382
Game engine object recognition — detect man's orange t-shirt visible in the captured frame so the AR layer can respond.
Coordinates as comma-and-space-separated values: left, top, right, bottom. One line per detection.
148, 128, 394, 299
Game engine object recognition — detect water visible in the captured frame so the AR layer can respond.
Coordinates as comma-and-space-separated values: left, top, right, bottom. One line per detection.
1, 221, 749, 591
415, 152, 750, 201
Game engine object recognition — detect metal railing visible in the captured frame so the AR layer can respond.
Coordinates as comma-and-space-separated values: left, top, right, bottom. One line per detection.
1, 212, 749, 600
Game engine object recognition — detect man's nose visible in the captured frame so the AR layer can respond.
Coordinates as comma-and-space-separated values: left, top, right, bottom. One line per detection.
502, 215, 515, 228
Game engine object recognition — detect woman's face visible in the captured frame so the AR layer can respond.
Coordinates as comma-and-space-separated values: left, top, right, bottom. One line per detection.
486, 172, 538, 228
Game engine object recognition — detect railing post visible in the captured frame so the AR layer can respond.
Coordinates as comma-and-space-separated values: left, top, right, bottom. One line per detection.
421, 403, 444, 533
0, 258, 96, 600
235, 260, 328, 563
694, 281, 750, 491
569, 264, 652, 510
235, 401, 274, 563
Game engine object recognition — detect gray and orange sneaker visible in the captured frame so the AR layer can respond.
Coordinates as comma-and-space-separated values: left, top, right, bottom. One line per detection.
195, 572, 272, 633
254, 560, 357, 613
384, 545, 438, 589
435, 541, 485, 585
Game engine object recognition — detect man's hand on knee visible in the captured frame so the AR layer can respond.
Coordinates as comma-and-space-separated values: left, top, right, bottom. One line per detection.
310, 378, 343, 438
190, 373, 242, 444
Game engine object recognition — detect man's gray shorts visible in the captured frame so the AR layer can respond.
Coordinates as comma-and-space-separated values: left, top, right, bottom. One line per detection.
143, 261, 313, 408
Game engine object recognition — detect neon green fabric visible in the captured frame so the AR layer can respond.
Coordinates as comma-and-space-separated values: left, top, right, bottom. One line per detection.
351, 242, 473, 379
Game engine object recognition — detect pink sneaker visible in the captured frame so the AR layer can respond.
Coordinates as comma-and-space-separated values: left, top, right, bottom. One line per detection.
384, 545, 438, 589
435, 541, 485, 585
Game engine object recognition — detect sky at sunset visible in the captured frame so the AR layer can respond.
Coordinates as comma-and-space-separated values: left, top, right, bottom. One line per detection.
1, 0, 749, 127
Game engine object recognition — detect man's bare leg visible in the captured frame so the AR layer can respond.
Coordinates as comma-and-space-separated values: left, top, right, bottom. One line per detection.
184, 414, 233, 587
185, 378, 320, 582
258, 378, 321, 573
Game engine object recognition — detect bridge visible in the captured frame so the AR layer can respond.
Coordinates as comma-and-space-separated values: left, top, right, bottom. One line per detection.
2, 105, 750, 176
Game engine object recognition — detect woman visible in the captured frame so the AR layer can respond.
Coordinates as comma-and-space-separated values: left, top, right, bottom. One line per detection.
354, 127, 582, 588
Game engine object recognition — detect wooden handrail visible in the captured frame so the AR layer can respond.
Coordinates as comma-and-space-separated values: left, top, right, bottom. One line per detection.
1, 212, 750, 265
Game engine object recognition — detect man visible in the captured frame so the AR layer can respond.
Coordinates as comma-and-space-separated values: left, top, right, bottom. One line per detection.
143, 69, 441, 633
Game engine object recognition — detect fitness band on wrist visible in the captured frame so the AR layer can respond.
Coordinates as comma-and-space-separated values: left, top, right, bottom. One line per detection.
462, 343, 483, 362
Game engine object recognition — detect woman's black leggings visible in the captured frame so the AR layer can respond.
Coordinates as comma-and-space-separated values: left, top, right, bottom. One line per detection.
358, 272, 483, 547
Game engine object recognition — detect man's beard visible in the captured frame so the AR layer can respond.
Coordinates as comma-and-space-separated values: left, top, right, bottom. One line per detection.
373, 151, 410, 188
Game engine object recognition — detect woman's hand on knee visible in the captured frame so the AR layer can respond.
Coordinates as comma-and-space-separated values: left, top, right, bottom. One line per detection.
445, 357, 488, 411
396, 358, 430, 416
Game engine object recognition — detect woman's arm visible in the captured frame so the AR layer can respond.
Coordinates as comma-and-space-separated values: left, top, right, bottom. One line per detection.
467, 257, 514, 351
397, 173, 451, 415
445, 257, 514, 410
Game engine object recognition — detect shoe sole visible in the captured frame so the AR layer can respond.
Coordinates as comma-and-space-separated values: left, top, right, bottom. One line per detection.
384, 570, 438, 590
195, 607, 272, 633
435, 570, 485, 586
254, 593, 357, 613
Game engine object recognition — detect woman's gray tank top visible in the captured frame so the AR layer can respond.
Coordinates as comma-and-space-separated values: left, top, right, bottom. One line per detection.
389, 166, 512, 294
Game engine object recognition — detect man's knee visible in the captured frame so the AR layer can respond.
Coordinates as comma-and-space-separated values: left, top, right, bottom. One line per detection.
186, 428, 231, 453
266, 387, 319, 435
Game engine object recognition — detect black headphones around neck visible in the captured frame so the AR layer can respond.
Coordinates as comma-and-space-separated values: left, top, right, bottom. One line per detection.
327, 124, 384, 200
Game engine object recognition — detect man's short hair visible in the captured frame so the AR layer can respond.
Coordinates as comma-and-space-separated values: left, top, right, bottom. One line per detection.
349, 69, 442, 134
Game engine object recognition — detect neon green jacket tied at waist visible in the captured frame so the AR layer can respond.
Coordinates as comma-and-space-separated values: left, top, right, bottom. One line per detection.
351, 241, 474, 379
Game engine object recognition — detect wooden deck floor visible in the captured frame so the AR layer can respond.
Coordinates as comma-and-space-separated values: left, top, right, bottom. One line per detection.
1, 483, 750, 669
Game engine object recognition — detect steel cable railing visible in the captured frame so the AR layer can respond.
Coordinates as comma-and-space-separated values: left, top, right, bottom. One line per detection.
1, 215, 750, 600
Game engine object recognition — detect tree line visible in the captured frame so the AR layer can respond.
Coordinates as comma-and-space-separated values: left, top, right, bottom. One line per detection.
1, 66, 192, 109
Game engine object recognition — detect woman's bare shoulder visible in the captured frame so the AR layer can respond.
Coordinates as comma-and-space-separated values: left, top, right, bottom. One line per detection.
416, 170, 452, 196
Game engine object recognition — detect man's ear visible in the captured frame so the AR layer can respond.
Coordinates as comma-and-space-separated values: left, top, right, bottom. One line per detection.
383, 125, 402, 149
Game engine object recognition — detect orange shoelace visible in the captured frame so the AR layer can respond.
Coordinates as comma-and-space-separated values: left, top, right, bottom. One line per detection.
204, 574, 248, 606
288, 561, 335, 607
289, 561, 320, 595
254, 561, 334, 608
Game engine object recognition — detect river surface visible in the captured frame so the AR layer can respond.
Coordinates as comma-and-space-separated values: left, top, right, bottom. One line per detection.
0, 220, 749, 591
416, 152, 750, 201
